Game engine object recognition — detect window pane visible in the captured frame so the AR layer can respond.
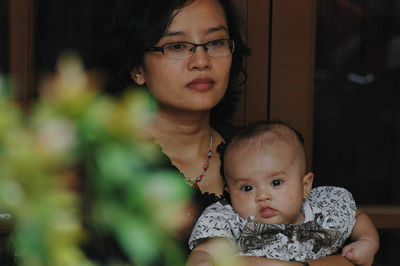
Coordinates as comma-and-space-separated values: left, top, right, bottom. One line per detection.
34, 0, 113, 74
313, 0, 400, 205
313, 1, 400, 264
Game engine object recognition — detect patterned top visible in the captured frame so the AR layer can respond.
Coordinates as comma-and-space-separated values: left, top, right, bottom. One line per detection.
189, 186, 356, 261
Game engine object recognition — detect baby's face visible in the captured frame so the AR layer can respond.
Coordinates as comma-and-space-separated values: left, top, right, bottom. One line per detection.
225, 140, 312, 225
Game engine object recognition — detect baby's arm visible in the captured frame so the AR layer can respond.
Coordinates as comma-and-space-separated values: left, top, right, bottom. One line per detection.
342, 209, 379, 266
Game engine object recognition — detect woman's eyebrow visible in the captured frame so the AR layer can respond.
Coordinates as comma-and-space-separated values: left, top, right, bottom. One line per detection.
164, 31, 185, 37
206, 25, 228, 34
163, 25, 228, 38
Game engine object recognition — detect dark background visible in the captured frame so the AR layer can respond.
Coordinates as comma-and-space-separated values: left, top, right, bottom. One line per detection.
313, 1, 400, 264
1, 0, 399, 264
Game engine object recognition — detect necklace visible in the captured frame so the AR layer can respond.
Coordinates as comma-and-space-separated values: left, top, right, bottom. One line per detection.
183, 134, 213, 188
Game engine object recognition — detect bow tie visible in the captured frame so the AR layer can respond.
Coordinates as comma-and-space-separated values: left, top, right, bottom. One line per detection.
238, 214, 340, 253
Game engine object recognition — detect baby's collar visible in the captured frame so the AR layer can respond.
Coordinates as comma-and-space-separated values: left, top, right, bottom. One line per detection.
303, 199, 321, 223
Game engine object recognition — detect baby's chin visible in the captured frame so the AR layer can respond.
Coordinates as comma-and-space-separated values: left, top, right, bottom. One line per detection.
253, 216, 291, 225
238, 212, 293, 224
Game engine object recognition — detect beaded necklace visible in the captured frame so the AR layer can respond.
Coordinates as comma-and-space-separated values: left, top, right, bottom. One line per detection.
183, 134, 213, 188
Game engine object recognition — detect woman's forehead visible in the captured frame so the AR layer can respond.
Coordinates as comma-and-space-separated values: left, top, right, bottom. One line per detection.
165, 0, 228, 36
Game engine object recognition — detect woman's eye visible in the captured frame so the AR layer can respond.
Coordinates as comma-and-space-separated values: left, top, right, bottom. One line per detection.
272, 179, 283, 186
240, 185, 253, 192
165, 43, 187, 51
208, 39, 225, 47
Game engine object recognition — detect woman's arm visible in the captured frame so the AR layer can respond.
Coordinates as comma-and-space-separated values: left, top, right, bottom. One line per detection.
187, 238, 236, 266
237, 256, 301, 266
341, 209, 379, 266
306, 254, 355, 265
237, 254, 354, 266
188, 243, 355, 266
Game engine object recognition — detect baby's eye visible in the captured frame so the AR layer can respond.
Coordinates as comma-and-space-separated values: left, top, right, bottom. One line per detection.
272, 179, 283, 186
240, 185, 253, 192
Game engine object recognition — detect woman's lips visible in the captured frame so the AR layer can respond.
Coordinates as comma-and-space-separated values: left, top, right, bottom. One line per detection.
186, 78, 215, 92
260, 206, 276, 218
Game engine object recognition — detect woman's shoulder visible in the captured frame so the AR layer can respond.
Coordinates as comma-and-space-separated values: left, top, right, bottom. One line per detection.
194, 191, 225, 209
214, 123, 242, 142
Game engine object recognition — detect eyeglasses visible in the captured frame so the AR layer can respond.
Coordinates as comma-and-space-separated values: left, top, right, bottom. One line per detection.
146, 38, 235, 60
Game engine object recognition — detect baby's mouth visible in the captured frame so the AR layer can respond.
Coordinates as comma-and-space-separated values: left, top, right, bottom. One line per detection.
259, 206, 276, 218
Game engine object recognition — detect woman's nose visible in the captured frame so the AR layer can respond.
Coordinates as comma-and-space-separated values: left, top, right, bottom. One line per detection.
187, 46, 212, 70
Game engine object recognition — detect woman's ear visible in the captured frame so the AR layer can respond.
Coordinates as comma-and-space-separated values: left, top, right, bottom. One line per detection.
224, 184, 230, 193
130, 66, 145, 85
302, 172, 314, 200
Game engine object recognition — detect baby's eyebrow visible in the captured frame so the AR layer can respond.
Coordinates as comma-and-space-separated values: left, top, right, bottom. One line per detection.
231, 177, 251, 184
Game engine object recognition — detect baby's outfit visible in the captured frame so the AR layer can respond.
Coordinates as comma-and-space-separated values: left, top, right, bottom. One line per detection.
189, 186, 356, 261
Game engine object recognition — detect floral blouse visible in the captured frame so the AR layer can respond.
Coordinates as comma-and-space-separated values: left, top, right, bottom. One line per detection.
189, 186, 356, 261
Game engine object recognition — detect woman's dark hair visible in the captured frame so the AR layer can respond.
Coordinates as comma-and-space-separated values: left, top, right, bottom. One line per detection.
98, 0, 250, 125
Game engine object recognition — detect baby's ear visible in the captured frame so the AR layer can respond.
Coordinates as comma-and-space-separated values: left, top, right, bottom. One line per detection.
130, 66, 145, 85
302, 172, 314, 200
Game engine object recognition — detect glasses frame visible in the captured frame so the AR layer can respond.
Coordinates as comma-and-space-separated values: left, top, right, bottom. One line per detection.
146, 38, 235, 59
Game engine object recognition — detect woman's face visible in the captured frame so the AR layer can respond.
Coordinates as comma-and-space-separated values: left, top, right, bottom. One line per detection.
132, 0, 232, 113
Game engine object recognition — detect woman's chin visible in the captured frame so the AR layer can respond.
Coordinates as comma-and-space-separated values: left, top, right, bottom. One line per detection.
158, 101, 220, 114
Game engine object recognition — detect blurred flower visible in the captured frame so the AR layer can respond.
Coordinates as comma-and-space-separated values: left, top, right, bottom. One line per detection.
0, 54, 189, 266
38, 53, 99, 118
35, 118, 77, 159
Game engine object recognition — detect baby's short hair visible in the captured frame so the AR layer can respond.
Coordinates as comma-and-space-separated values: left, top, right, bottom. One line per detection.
229, 121, 304, 148
219, 121, 306, 182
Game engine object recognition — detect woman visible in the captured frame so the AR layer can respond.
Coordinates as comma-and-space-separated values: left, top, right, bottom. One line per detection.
101, 0, 360, 264
102, 0, 247, 235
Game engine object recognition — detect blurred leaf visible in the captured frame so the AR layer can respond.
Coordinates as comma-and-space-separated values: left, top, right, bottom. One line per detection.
115, 216, 160, 265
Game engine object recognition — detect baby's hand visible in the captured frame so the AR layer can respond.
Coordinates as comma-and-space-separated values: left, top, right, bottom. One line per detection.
342, 239, 378, 266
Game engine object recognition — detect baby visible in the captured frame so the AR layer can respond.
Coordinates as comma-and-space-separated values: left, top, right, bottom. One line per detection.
188, 121, 379, 265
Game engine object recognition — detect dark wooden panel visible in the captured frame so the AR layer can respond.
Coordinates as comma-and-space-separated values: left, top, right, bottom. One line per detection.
269, 0, 316, 169
232, 0, 248, 126
0, 1, 9, 73
9, 0, 35, 111
244, 0, 270, 125
359, 205, 400, 229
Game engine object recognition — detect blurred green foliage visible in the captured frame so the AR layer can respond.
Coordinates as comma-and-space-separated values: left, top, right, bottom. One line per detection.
0, 54, 190, 265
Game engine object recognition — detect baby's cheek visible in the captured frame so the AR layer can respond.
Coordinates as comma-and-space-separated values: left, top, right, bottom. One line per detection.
231, 195, 253, 217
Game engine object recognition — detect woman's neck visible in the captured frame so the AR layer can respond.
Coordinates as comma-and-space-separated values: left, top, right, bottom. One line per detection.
148, 108, 212, 159
148, 107, 225, 196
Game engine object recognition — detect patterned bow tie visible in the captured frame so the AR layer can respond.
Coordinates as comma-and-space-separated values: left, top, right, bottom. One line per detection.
238, 214, 340, 253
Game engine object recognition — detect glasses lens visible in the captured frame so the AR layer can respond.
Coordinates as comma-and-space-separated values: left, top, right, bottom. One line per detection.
162, 39, 234, 59
163, 43, 192, 59
206, 39, 234, 57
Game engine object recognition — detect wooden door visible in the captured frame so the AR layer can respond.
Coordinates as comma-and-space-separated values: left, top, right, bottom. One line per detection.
233, 0, 316, 170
